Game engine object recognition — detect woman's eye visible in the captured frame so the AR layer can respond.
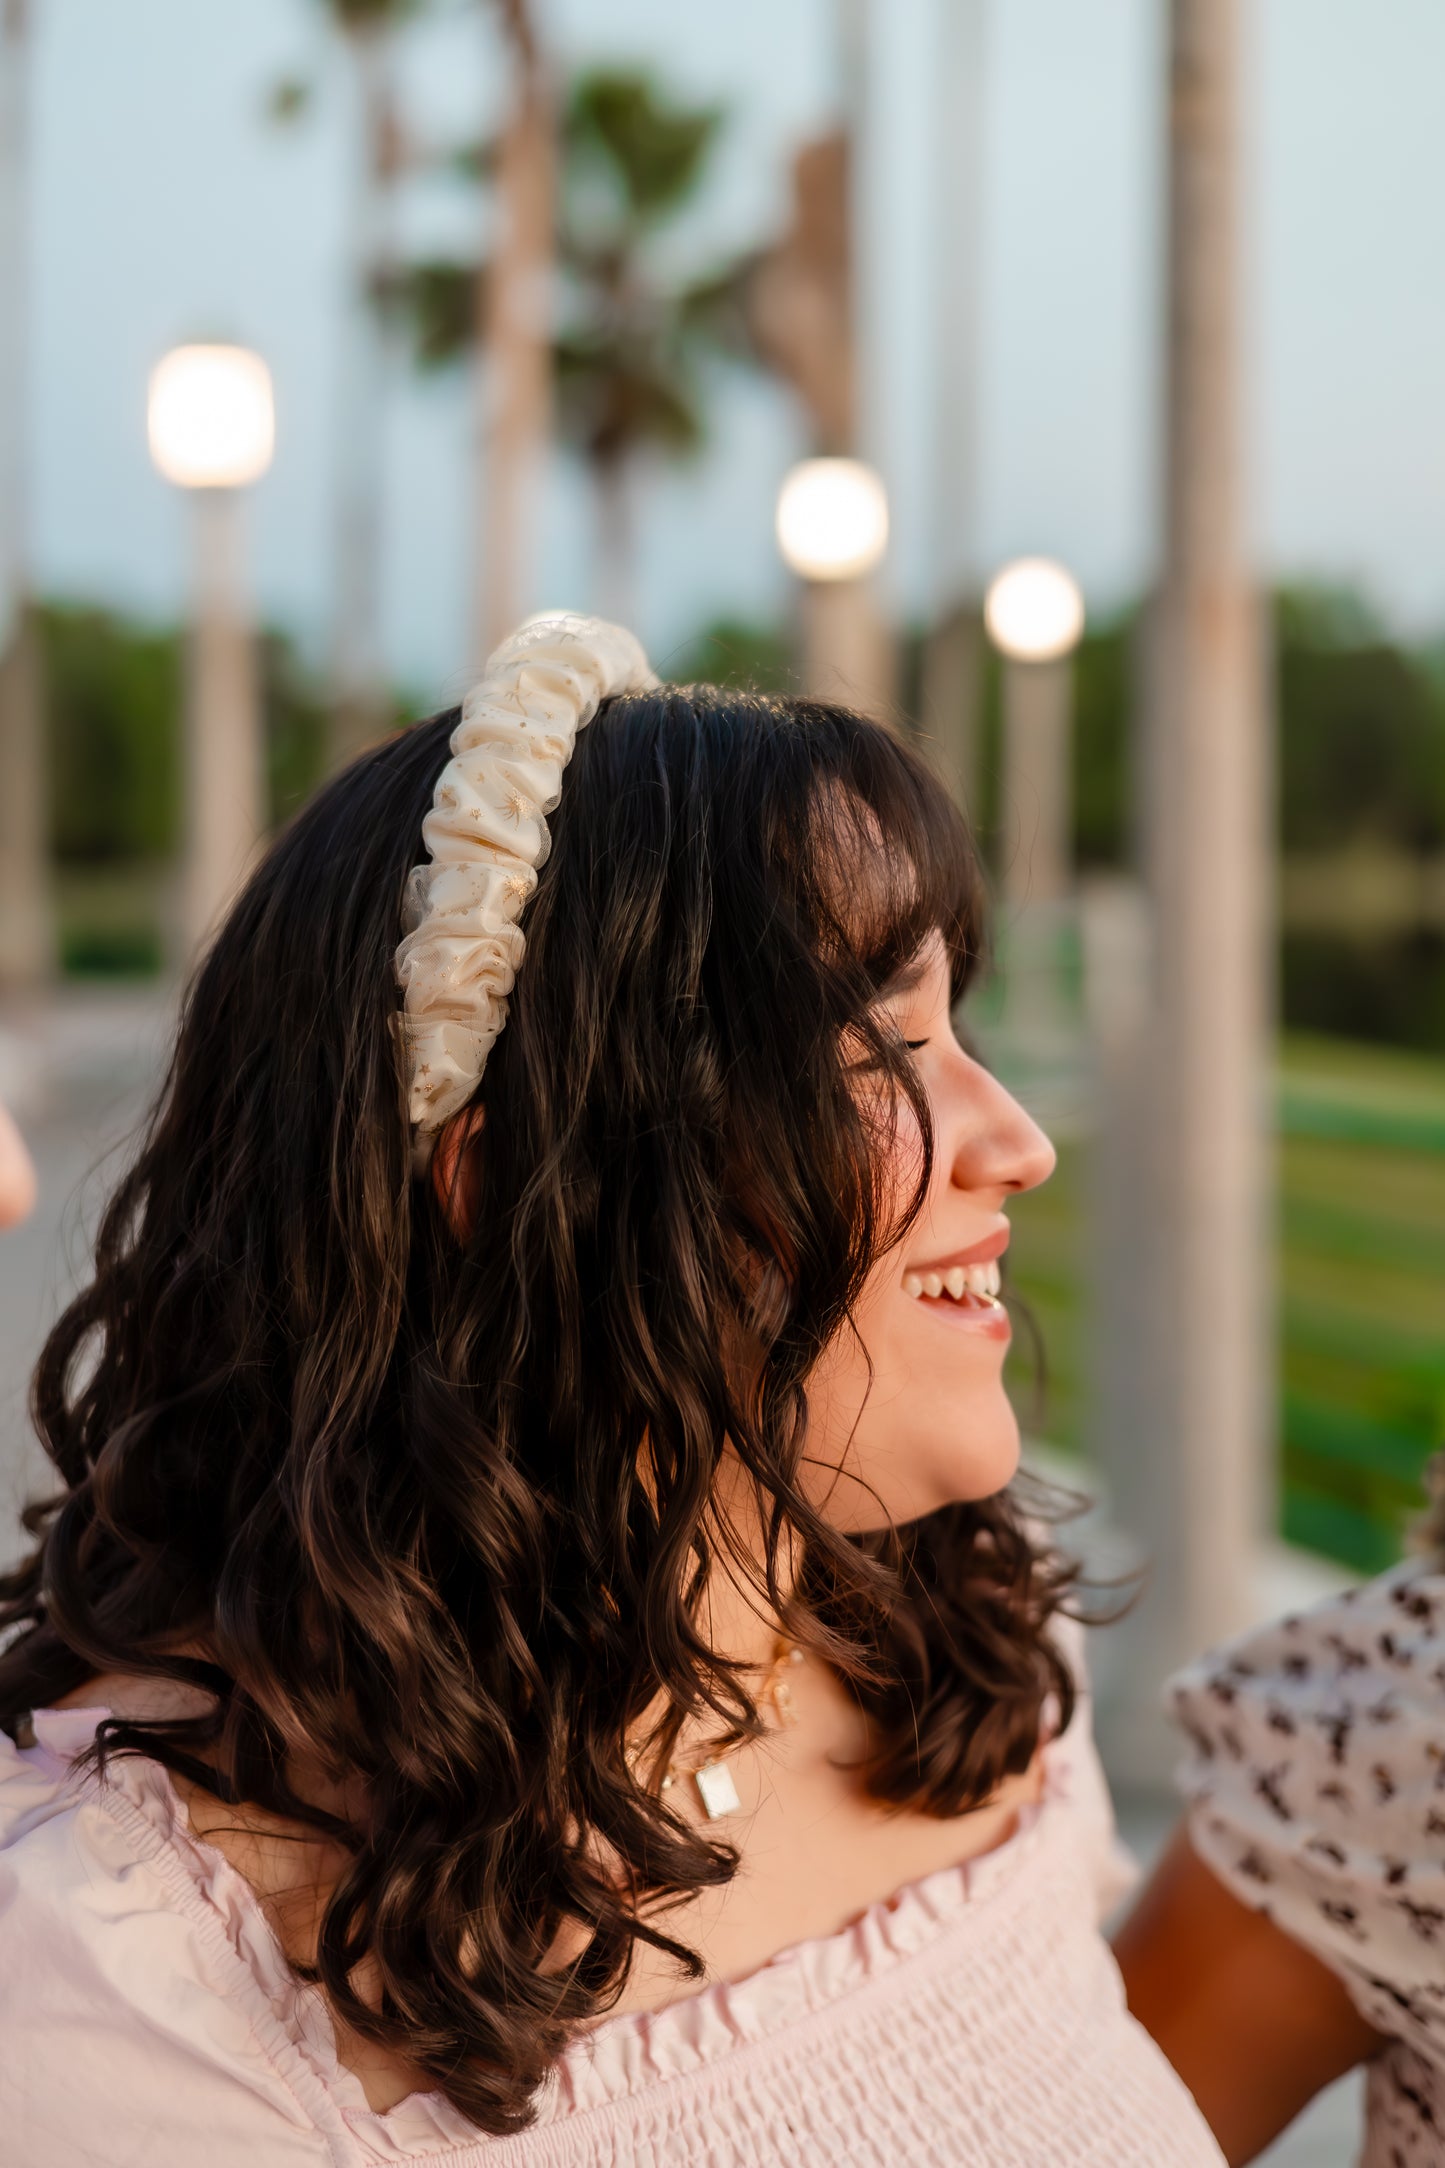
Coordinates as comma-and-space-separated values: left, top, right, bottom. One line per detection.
904, 1039, 929, 1052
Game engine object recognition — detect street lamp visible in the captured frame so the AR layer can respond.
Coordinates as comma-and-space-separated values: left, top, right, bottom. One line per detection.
149, 344, 274, 958
984, 556, 1084, 914
984, 556, 1085, 1055
776, 456, 894, 721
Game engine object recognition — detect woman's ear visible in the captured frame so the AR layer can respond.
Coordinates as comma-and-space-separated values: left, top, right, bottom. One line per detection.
431, 1104, 487, 1241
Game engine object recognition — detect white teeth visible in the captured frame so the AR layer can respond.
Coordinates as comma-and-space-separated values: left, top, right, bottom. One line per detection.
903, 1256, 1005, 1303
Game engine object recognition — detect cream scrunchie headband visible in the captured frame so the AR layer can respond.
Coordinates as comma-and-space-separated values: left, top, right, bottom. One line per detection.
395, 613, 658, 1171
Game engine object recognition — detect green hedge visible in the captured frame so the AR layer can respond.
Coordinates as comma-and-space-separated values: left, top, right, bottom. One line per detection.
39, 602, 330, 870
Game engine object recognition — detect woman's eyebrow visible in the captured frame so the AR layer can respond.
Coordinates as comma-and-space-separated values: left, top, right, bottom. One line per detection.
878, 951, 931, 1000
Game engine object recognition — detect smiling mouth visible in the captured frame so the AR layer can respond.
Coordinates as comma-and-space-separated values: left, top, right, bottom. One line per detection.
902, 1259, 1003, 1306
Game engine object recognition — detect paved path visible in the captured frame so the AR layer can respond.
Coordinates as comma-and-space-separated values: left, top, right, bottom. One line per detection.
0, 989, 173, 1566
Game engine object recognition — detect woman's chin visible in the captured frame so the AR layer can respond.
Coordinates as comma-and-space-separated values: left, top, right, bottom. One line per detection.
826, 1413, 1024, 1531
935, 1405, 1023, 1508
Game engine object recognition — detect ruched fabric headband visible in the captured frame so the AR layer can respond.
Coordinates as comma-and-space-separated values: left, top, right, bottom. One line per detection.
395, 613, 658, 1172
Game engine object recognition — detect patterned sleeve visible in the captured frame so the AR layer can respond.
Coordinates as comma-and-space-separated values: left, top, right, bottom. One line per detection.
1169, 1563, 1445, 2068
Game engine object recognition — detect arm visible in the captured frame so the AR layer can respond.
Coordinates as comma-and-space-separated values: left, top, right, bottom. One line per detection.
1114, 1820, 1384, 2166
0, 1100, 35, 1229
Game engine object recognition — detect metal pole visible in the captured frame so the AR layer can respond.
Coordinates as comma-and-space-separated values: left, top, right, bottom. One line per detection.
1001, 656, 1072, 915
181, 490, 265, 959
799, 576, 895, 723
1102, 0, 1272, 1779
0, 0, 50, 987
999, 654, 1074, 1052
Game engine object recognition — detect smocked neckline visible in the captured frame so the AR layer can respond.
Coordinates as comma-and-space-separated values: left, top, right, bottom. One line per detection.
21, 1698, 1082, 2153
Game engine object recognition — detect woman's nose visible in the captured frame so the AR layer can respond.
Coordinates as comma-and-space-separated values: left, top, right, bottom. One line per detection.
947, 1063, 1056, 1198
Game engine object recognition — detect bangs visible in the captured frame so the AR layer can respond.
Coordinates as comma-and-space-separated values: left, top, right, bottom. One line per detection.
570, 681, 988, 1032
796, 705, 987, 1008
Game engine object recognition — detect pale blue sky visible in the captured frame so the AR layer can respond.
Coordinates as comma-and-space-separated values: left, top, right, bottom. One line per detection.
21, 0, 1445, 701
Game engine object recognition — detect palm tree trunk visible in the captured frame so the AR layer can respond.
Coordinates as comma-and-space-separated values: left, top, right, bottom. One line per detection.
475, 0, 554, 661
591, 454, 635, 632
0, 0, 50, 987
920, 0, 986, 814
1102, 0, 1272, 1779
329, 19, 400, 771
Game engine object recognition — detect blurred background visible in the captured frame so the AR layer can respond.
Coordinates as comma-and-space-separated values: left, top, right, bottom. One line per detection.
2, 3, 1443, 2152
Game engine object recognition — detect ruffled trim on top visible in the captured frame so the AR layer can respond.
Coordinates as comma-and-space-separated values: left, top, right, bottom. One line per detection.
12, 1659, 1121, 2163
527, 1700, 1108, 2127
394, 615, 657, 1169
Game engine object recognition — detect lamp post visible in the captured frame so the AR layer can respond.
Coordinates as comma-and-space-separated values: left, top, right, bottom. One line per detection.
148, 344, 275, 960
985, 557, 1085, 913
776, 456, 892, 721
984, 557, 1084, 1050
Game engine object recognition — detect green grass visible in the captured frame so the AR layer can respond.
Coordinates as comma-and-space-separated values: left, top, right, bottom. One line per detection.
1002, 1032, 1445, 1573
1278, 1037, 1445, 1567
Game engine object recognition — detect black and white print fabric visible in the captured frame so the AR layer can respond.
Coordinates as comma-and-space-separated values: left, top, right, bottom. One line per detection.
1171, 1562, 1445, 2168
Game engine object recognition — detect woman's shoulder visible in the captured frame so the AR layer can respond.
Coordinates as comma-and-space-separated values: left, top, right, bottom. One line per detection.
0, 1711, 343, 2165
1169, 1560, 1445, 2063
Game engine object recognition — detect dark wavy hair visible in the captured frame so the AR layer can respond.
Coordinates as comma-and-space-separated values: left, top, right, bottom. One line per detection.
0, 684, 1078, 2133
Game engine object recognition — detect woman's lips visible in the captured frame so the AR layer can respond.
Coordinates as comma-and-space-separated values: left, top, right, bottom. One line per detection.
904, 1225, 1010, 1276
906, 1286, 1013, 1342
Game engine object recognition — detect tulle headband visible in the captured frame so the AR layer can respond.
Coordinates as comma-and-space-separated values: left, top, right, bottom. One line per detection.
395, 614, 658, 1171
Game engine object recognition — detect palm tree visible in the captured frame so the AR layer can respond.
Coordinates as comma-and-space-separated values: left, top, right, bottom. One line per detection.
274, 0, 421, 767
551, 72, 756, 626
474, 0, 553, 656
0, 0, 50, 985
327, 0, 416, 762
395, 68, 760, 631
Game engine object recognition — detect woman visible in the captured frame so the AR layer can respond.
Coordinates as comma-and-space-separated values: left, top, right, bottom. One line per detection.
0, 619, 1223, 2164
1119, 1488, 1445, 2165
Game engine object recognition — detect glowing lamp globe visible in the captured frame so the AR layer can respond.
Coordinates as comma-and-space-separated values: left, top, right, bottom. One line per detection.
776, 458, 889, 583
984, 557, 1085, 663
148, 345, 275, 490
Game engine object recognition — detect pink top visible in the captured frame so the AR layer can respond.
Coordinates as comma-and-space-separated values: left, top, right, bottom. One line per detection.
0, 1656, 1223, 2167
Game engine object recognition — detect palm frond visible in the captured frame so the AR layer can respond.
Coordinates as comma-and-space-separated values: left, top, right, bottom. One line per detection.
675, 259, 761, 363
267, 77, 314, 125
322, 0, 424, 29
564, 70, 724, 226
380, 259, 480, 370
553, 333, 703, 463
